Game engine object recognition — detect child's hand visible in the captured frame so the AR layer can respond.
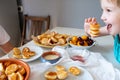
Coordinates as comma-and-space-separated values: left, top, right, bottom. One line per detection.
84, 17, 97, 37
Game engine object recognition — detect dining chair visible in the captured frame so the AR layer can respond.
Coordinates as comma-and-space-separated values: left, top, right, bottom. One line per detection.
20, 14, 50, 46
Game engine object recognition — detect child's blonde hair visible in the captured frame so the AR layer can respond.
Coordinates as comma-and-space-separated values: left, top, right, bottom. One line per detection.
101, 0, 120, 7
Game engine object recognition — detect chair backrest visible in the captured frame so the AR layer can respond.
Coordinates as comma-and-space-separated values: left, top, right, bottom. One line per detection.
20, 14, 50, 46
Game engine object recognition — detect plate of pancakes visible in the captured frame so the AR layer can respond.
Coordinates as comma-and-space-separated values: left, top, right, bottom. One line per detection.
8, 46, 43, 62
40, 60, 93, 80
32, 31, 70, 48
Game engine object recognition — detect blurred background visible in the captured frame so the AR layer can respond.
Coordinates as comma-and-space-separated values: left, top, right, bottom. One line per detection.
0, 0, 103, 55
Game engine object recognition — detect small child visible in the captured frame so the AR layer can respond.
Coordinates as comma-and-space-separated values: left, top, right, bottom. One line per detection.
84, 0, 120, 63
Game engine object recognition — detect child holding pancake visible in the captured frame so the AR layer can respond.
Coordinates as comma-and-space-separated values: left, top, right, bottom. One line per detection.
84, 0, 120, 63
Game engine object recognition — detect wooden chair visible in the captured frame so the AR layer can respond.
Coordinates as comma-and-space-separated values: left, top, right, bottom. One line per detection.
20, 14, 50, 46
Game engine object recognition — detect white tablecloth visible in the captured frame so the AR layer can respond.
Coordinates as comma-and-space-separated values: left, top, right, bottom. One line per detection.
29, 46, 120, 80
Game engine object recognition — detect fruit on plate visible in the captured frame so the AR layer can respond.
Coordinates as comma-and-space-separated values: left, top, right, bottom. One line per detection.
71, 36, 78, 43
69, 35, 94, 46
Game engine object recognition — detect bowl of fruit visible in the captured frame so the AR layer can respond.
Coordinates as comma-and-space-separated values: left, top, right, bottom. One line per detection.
68, 35, 96, 49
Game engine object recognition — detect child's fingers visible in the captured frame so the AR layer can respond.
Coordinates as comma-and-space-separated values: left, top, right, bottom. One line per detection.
85, 19, 88, 23
85, 17, 92, 23
92, 18, 97, 24
87, 18, 92, 23
92, 18, 96, 22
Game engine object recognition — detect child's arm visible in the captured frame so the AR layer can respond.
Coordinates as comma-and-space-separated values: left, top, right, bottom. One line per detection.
99, 26, 109, 36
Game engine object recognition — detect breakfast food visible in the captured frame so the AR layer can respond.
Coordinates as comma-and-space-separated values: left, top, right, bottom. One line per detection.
13, 47, 36, 59
0, 71, 7, 80
81, 35, 88, 41
90, 23, 100, 37
68, 66, 81, 76
33, 31, 69, 47
16, 72, 24, 80
57, 70, 68, 80
44, 71, 57, 80
5, 64, 18, 75
17, 65, 26, 75
22, 47, 36, 59
22, 47, 30, 53
8, 73, 17, 80
0, 62, 26, 80
55, 65, 68, 79
13, 54, 22, 59
13, 47, 21, 55
0, 63, 4, 72
69, 35, 94, 46
44, 65, 82, 79
13, 47, 22, 59
55, 65, 65, 71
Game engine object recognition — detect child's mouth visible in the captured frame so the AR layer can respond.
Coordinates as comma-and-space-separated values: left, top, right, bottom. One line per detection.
107, 24, 112, 33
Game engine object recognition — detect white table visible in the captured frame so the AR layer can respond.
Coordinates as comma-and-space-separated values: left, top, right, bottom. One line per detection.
1, 27, 120, 79
50, 27, 119, 70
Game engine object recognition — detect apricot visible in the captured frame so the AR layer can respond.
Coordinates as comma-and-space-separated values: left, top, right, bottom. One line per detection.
71, 36, 78, 43
81, 35, 88, 41
83, 41, 88, 46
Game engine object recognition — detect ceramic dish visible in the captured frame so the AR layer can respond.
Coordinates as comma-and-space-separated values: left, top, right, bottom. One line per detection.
40, 51, 61, 64
0, 59, 30, 80
8, 46, 43, 62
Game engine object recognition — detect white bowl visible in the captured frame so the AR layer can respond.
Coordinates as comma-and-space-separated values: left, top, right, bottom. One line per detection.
68, 38, 96, 49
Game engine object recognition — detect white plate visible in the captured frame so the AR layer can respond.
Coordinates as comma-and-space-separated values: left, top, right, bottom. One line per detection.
40, 61, 93, 80
8, 46, 43, 62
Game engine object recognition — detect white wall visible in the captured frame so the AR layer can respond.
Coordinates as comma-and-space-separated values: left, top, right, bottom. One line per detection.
22, 0, 104, 29
22, 0, 59, 28
57, 0, 104, 28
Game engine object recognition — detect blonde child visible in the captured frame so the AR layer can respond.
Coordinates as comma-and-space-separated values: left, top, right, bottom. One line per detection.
84, 0, 120, 63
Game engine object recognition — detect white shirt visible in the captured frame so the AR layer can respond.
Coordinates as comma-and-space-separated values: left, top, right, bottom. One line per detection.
0, 25, 10, 45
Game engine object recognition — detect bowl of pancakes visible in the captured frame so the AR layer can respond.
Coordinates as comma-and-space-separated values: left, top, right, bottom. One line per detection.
68, 35, 95, 49
0, 58, 30, 80
32, 31, 70, 48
